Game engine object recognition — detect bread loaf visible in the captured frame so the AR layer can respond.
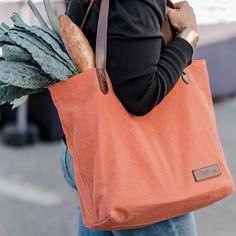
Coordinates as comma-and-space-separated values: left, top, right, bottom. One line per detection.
58, 15, 95, 72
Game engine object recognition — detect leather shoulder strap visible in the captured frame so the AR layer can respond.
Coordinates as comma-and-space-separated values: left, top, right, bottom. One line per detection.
80, 0, 95, 30
95, 0, 110, 94
162, 0, 177, 46
85, 0, 176, 94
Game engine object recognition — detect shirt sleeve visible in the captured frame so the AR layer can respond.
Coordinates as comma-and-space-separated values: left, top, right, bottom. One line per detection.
66, 0, 194, 116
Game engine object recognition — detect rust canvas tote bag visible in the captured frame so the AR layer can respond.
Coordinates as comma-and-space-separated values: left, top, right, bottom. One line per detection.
48, 0, 235, 230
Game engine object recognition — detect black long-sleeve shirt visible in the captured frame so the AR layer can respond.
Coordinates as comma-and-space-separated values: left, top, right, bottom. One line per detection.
62, 0, 194, 144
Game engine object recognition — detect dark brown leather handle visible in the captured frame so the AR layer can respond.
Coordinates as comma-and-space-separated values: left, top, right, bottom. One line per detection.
80, 0, 95, 31
81, 0, 180, 94
162, 0, 178, 46
95, 0, 110, 94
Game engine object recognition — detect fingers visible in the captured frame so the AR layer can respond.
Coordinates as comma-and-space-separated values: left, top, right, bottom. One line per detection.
166, 6, 171, 14
174, 1, 189, 9
166, 6, 178, 17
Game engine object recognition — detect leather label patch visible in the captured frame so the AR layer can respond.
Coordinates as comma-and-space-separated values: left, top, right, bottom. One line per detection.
192, 164, 221, 182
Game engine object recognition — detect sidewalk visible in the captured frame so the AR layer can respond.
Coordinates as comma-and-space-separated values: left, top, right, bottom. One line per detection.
0, 96, 235, 236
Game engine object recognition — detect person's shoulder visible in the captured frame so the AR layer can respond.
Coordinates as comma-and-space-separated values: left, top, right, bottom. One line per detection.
113, 0, 166, 24
94, 0, 167, 39
147, 0, 166, 25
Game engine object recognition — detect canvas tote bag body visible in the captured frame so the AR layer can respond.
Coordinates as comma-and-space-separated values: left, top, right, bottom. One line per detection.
48, 0, 235, 230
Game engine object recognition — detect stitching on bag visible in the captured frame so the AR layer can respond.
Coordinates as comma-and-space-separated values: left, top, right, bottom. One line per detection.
87, 215, 179, 230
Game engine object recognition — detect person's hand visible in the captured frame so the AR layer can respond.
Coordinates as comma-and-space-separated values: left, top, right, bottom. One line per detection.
166, 1, 198, 34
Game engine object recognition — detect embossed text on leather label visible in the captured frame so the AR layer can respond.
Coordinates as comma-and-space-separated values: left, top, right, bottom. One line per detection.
192, 164, 221, 182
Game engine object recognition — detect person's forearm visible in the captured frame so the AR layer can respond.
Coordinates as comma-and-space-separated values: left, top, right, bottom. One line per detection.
106, 36, 193, 116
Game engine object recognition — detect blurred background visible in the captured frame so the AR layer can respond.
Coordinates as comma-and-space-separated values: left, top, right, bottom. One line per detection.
0, 0, 235, 235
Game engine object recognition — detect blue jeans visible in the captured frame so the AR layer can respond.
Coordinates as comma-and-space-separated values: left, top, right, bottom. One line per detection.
59, 140, 199, 236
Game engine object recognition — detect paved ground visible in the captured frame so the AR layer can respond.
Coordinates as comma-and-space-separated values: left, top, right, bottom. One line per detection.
0, 96, 235, 236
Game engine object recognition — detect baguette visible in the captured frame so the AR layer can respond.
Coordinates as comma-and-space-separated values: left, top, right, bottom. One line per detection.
58, 15, 95, 72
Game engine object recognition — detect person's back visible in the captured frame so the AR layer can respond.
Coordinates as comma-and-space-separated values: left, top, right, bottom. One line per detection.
60, 0, 200, 235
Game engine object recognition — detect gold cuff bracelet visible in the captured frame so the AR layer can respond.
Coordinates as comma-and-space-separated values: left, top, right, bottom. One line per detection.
176, 27, 200, 50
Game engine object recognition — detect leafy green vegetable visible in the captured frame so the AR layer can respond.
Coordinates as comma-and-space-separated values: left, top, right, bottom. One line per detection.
8, 30, 73, 80
0, 0, 81, 108
11, 12, 24, 24
10, 95, 29, 110
0, 61, 54, 89
0, 23, 9, 33
9, 26, 76, 73
35, 25, 63, 47
0, 33, 14, 45
0, 83, 44, 105
0, 23, 10, 32
2, 45, 32, 61
13, 23, 77, 73
9, 27, 54, 52
27, 0, 49, 29
43, 0, 59, 33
